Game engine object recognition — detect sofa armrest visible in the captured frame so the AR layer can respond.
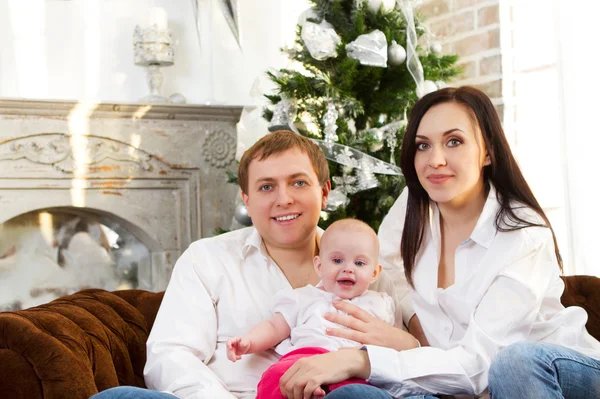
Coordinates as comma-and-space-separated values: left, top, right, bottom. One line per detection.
0, 289, 157, 399
561, 275, 600, 341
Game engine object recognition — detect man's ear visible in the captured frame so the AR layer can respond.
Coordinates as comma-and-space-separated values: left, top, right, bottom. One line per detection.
321, 180, 331, 210
313, 255, 323, 277
241, 191, 251, 217
371, 264, 382, 283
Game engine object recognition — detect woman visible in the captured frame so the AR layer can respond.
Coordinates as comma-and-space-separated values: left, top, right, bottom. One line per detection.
279, 87, 600, 399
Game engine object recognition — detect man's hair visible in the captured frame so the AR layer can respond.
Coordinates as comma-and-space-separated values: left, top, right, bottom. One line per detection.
238, 130, 330, 194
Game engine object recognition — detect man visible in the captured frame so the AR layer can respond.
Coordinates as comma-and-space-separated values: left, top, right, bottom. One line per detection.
92, 130, 398, 399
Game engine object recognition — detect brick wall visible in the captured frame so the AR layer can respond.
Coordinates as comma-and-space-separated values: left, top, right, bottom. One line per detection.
418, 0, 503, 118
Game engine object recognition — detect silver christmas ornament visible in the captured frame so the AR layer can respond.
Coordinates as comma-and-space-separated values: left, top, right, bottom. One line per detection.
416, 80, 439, 98
366, 119, 405, 163
297, 7, 319, 27
346, 30, 388, 68
356, 158, 380, 191
268, 99, 297, 132
332, 173, 358, 195
322, 102, 339, 149
325, 188, 350, 211
367, 0, 396, 12
387, 40, 407, 66
347, 119, 357, 136
301, 20, 341, 61
429, 42, 443, 54
234, 202, 252, 226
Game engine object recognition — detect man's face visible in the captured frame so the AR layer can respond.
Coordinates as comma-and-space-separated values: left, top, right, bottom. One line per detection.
242, 148, 330, 251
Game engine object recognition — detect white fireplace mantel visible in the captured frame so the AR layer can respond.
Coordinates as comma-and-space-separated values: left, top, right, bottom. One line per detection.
0, 98, 243, 121
0, 98, 242, 291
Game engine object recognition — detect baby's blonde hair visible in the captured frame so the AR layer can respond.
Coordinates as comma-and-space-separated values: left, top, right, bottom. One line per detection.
320, 219, 379, 255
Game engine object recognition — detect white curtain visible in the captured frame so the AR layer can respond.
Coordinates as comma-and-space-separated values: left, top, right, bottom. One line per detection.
554, 0, 600, 275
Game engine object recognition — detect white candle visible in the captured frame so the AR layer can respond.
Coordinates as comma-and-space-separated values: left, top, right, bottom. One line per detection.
147, 7, 168, 30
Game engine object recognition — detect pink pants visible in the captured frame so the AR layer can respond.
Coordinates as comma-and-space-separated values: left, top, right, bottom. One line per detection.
256, 347, 370, 399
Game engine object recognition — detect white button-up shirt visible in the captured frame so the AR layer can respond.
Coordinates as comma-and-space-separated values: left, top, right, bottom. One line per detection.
372, 187, 600, 398
144, 226, 399, 399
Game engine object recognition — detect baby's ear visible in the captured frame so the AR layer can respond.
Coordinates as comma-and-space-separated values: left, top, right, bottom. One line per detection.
372, 264, 382, 282
313, 255, 323, 277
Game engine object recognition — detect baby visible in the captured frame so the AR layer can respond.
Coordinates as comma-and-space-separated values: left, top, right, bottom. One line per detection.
226, 219, 395, 398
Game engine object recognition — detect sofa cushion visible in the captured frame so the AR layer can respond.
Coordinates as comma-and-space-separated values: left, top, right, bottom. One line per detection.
0, 289, 163, 399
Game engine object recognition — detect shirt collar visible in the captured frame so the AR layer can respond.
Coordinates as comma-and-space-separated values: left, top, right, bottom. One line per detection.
241, 227, 264, 260
430, 185, 499, 250
240, 226, 325, 261
469, 185, 500, 249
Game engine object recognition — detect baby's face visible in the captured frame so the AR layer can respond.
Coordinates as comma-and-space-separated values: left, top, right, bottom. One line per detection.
315, 229, 380, 299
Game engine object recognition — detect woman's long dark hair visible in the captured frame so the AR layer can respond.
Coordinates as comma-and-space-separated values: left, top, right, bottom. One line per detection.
400, 86, 562, 287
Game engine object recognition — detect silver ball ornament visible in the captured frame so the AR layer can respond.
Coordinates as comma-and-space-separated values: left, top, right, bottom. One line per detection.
234, 203, 253, 226
429, 42, 443, 54
416, 80, 439, 98
387, 40, 407, 66
367, 0, 396, 12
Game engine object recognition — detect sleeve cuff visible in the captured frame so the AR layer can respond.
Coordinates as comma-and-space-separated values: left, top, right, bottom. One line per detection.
362, 344, 405, 385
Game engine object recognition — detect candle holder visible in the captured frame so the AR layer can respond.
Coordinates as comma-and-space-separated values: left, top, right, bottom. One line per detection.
133, 24, 174, 103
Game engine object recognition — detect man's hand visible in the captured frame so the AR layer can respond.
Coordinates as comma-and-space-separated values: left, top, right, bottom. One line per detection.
324, 300, 419, 351
279, 349, 370, 399
226, 336, 251, 362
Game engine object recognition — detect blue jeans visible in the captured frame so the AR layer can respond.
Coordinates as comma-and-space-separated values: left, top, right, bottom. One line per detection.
488, 341, 600, 398
90, 387, 176, 399
91, 385, 436, 399
324, 384, 437, 399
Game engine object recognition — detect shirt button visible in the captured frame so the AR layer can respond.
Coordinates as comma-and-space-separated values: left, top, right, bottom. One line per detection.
444, 326, 450, 332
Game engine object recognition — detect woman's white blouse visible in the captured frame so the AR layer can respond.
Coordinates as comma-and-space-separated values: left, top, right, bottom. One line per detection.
372, 187, 600, 397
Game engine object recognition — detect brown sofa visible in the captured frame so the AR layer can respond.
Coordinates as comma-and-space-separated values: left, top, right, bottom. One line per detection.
1, 276, 599, 399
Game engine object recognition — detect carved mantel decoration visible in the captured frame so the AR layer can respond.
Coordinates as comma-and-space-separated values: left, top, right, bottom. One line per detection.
0, 134, 159, 173
0, 99, 242, 295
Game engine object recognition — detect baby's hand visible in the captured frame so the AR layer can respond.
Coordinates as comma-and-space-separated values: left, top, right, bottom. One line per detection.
312, 387, 327, 398
226, 336, 251, 362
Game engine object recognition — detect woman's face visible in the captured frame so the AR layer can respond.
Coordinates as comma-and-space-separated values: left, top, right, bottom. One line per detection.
413, 102, 490, 206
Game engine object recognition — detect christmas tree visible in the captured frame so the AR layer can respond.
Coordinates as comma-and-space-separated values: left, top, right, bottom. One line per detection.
238, 0, 461, 232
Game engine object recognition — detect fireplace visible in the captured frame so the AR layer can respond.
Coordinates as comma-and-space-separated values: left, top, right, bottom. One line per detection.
0, 99, 241, 310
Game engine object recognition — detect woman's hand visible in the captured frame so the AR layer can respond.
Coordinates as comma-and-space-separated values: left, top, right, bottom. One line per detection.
279, 349, 370, 399
324, 300, 420, 351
